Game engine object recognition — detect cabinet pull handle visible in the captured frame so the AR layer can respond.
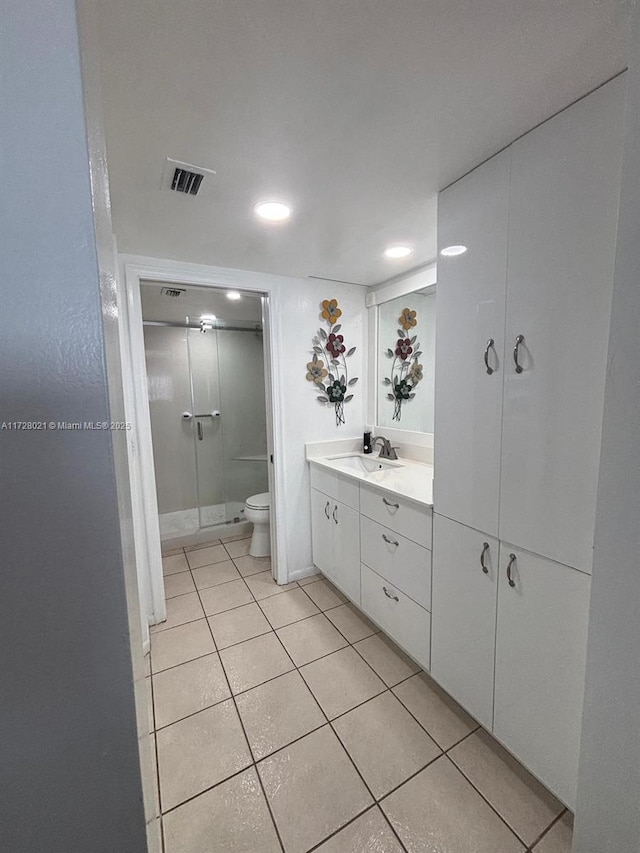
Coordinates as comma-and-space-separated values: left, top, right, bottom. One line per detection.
480, 542, 490, 574
197, 420, 203, 441
383, 586, 399, 602
382, 497, 400, 509
506, 553, 517, 587
324, 501, 330, 519
332, 505, 338, 524
513, 334, 524, 374
382, 533, 399, 547
484, 339, 495, 375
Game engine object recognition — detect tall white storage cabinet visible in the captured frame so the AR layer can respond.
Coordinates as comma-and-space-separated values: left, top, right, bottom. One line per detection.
500, 80, 625, 572
433, 150, 510, 538
432, 75, 625, 808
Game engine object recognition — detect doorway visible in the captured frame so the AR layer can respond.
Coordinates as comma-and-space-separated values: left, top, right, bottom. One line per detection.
119, 259, 287, 638
141, 281, 269, 539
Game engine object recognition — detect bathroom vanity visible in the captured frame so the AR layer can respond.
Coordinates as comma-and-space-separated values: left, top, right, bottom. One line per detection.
307, 449, 433, 674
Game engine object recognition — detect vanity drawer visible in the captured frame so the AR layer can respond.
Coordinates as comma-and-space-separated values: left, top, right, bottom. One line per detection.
360, 483, 432, 549
361, 515, 431, 610
361, 564, 431, 671
310, 465, 360, 510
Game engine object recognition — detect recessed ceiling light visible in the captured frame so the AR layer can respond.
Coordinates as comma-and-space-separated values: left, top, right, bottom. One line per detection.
384, 245, 413, 259
440, 244, 468, 256
226, 291, 241, 301
254, 201, 292, 222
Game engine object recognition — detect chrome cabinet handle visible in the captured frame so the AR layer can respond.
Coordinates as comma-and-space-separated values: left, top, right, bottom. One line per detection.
513, 335, 524, 374
382, 533, 399, 547
506, 553, 517, 587
197, 421, 203, 441
332, 505, 338, 524
324, 501, 330, 519
382, 497, 400, 509
484, 339, 495, 375
480, 542, 490, 574
383, 586, 399, 602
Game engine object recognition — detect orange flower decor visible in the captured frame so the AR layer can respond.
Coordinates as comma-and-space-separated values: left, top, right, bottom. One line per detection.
306, 355, 328, 385
321, 298, 342, 324
399, 307, 417, 330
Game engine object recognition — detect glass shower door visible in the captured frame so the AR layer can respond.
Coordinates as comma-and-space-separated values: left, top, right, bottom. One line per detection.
216, 328, 269, 521
187, 329, 227, 528
186, 321, 269, 529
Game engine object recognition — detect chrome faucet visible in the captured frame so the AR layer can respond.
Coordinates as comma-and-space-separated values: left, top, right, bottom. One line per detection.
371, 435, 399, 460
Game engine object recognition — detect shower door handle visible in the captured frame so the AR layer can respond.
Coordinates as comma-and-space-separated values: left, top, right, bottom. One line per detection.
197, 421, 203, 441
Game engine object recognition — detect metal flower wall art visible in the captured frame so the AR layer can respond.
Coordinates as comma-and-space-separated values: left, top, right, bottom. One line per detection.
306, 299, 358, 426
384, 306, 423, 421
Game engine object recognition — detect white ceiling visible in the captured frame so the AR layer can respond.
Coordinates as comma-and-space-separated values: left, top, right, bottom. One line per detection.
96, 0, 629, 286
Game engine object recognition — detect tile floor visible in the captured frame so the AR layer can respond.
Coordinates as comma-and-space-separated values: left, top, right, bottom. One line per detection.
149, 536, 574, 853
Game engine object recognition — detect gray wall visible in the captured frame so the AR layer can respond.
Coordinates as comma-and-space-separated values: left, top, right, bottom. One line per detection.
0, 1, 147, 851
574, 5, 640, 851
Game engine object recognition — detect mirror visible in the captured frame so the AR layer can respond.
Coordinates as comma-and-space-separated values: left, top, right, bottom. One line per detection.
376, 288, 436, 433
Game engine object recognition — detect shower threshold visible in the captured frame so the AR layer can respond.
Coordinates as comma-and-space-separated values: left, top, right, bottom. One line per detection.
159, 502, 251, 549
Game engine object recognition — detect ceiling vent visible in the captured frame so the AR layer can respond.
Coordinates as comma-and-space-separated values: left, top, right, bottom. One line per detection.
161, 287, 186, 298
160, 158, 216, 197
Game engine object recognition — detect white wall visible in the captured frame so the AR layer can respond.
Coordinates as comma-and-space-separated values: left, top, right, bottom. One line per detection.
574, 6, 640, 851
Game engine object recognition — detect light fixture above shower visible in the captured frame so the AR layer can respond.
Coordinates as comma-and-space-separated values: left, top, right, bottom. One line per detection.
199, 314, 216, 333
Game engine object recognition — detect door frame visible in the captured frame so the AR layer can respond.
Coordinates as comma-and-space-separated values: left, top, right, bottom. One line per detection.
117, 254, 288, 630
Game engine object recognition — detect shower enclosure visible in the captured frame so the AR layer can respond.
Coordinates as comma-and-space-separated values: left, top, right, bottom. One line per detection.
143, 318, 269, 538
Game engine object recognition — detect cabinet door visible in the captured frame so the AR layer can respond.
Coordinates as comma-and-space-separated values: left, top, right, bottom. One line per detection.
311, 489, 333, 578
434, 150, 510, 537
493, 546, 591, 808
501, 76, 625, 572
332, 499, 361, 604
430, 514, 498, 730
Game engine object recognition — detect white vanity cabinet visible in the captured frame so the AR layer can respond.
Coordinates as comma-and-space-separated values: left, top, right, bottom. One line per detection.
310, 468, 360, 604
359, 483, 432, 670
310, 465, 433, 671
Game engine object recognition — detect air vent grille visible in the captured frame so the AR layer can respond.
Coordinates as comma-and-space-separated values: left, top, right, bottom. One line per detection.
161, 158, 216, 196
171, 168, 204, 196
160, 287, 186, 298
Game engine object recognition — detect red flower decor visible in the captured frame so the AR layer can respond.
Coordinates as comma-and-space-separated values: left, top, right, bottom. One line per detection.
326, 333, 346, 358
395, 338, 413, 361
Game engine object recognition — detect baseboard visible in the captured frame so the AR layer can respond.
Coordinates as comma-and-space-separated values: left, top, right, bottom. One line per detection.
288, 565, 320, 583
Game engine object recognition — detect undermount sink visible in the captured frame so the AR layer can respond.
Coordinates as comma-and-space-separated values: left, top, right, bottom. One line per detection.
328, 454, 402, 473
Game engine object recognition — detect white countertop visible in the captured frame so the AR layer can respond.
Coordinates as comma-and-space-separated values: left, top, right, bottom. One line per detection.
308, 451, 434, 508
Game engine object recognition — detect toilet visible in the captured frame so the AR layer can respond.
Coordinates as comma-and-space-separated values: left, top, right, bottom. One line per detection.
244, 492, 271, 557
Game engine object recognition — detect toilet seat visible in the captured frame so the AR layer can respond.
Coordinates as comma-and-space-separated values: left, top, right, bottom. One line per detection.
246, 492, 270, 510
